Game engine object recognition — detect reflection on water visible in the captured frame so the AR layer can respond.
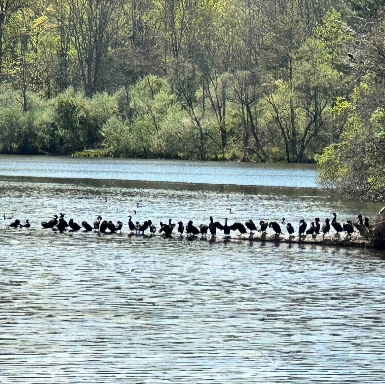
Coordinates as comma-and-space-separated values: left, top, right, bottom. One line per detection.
1, 157, 385, 382
0, 155, 319, 187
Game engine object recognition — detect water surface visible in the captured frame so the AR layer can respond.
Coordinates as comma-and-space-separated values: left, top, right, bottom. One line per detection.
0, 156, 384, 383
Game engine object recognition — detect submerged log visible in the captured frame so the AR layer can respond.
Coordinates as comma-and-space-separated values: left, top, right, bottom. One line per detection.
230, 232, 372, 248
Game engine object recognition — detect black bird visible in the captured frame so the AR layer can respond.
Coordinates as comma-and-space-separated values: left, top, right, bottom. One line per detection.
94, 216, 102, 230
56, 215, 69, 232
306, 222, 315, 235
216, 218, 232, 237
286, 223, 295, 235
159, 222, 174, 237
69, 219, 81, 231
260, 220, 268, 233
299, 219, 307, 237
331, 213, 344, 237
269, 221, 282, 235
354, 215, 369, 239
314, 218, 321, 235
9, 219, 20, 228
245, 219, 258, 234
128, 216, 136, 232
199, 223, 209, 237
41, 215, 58, 229
177, 221, 184, 236
343, 220, 355, 237
107, 220, 123, 233
322, 218, 330, 237
21, 219, 31, 228
364, 217, 370, 229
137, 221, 149, 235
208, 216, 222, 237
159, 219, 175, 236
82, 221, 93, 231
169, 219, 176, 229
230, 222, 247, 235
186, 220, 200, 236
99, 220, 108, 233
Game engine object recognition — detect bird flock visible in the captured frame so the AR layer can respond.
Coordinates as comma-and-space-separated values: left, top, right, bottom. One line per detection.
3, 211, 372, 240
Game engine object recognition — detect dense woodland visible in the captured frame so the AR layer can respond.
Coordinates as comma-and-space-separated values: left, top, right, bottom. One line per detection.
0, 0, 385, 197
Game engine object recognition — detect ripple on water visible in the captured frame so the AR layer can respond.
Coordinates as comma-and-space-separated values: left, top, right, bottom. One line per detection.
1, 179, 385, 382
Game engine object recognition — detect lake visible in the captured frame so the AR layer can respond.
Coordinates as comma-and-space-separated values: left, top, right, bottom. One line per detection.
1, 155, 385, 383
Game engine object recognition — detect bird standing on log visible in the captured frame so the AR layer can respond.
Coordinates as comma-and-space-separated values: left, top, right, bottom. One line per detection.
178, 221, 184, 236
245, 219, 258, 234
331, 213, 344, 238
269, 221, 282, 235
186, 220, 200, 236
322, 218, 330, 238
286, 222, 295, 236
306, 222, 315, 236
260, 220, 268, 233
343, 220, 355, 237
299, 219, 307, 237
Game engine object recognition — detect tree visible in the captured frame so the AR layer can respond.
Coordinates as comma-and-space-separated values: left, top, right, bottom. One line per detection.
67, 0, 127, 96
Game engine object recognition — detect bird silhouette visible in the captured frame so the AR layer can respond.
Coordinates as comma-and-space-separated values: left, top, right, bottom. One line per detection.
269, 222, 282, 235
82, 221, 93, 231
286, 223, 295, 235
331, 213, 344, 237
299, 219, 307, 237
322, 218, 330, 237
245, 219, 258, 234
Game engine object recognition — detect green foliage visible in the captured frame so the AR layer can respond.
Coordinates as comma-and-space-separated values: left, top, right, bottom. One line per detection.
0, 0, 385, 195
52, 88, 118, 154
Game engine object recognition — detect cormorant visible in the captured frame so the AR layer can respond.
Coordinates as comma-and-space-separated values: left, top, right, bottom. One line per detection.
299, 219, 307, 237
56, 215, 69, 232
260, 220, 268, 233
94, 216, 102, 230
306, 222, 315, 235
331, 213, 344, 237
69, 219, 81, 231
269, 221, 282, 235
354, 215, 369, 239
209, 216, 222, 237
9, 219, 20, 228
322, 218, 330, 237
230, 222, 247, 235
217, 218, 232, 236
186, 221, 200, 236
128, 216, 136, 232
82, 221, 93, 231
343, 220, 355, 237
245, 219, 258, 234
106, 220, 123, 233
314, 218, 320, 234
286, 222, 295, 235
137, 221, 149, 235
177, 221, 184, 236
41, 215, 58, 229
99, 220, 108, 233
159, 220, 175, 236
199, 223, 209, 237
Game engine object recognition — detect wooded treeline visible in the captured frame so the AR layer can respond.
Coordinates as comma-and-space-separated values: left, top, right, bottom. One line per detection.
0, 0, 384, 176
